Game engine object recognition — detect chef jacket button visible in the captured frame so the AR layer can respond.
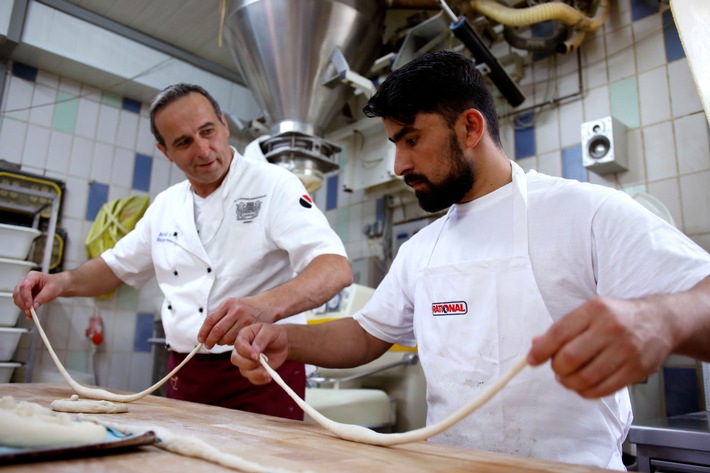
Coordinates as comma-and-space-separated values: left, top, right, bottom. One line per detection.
199, 307, 204, 313
165, 343, 170, 349
173, 232, 177, 237
173, 270, 178, 276
167, 305, 172, 310
207, 267, 212, 273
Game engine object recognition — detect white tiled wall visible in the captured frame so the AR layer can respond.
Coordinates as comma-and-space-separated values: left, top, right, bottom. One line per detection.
1, 0, 709, 394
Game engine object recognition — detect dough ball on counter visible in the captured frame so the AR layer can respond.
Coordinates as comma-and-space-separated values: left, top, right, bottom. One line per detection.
51, 394, 129, 414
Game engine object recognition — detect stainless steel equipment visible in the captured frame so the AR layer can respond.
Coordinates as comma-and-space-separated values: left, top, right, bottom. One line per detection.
630, 411, 710, 472
223, 0, 386, 190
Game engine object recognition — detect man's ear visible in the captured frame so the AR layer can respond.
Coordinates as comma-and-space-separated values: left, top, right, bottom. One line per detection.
157, 143, 173, 162
220, 113, 231, 138
462, 108, 485, 148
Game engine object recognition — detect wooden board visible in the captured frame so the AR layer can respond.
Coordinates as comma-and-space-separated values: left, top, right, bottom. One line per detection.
0, 383, 613, 473
670, 0, 710, 124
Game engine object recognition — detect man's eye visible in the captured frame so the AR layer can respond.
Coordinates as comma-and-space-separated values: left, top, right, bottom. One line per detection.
406, 137, 417, 146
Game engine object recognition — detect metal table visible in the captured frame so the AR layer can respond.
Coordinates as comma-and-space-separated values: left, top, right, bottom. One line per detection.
629, 411, 710, 472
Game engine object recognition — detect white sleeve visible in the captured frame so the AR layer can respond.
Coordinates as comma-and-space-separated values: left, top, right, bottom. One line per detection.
593, 192, 710, 298
267, 172, 347, 273
353, 239, 418, 347
100, 199, 157, 288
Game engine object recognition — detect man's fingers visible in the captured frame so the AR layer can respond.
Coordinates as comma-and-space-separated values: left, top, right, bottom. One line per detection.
199, 308, 232, 348
549, 328, 608, 377
528, 309, 591, 365
553, 339, 623, 392
218, 323, 242, 347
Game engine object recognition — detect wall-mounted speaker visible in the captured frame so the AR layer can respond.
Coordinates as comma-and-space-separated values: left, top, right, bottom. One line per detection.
581, 116, 628, 175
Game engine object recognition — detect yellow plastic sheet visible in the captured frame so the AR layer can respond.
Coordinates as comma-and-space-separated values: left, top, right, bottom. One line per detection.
84, 195, 150, 298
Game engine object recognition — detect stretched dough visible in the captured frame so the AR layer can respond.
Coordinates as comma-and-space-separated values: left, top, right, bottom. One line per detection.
97, 418, 305, 473
0, 396, 107, 448
30, 306, 202, 402
52, 394, 128, 414
259, 353, 528, 446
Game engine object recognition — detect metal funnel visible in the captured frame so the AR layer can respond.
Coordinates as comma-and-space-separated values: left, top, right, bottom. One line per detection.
224, 0, 385, 137
223, 0, 385, 190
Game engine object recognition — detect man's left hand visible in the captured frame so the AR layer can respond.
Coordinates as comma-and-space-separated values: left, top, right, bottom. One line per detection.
526, 297, 673, 398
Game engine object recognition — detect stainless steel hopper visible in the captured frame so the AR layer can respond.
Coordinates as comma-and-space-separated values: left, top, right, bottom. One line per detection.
223, 0, 386, 190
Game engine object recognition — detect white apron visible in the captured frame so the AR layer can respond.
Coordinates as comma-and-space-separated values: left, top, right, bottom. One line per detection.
413, 162, 630, 469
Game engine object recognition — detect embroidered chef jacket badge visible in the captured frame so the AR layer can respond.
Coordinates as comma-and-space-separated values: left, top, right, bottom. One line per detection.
235, 196, 264, 222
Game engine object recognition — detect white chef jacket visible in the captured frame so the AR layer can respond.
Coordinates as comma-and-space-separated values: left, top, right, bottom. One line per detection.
102, 148, 347, 354
354, 164, 710, 465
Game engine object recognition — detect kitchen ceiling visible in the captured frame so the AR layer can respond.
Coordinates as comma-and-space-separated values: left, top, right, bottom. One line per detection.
1, 0, 432, 112
56, 0, 241, 79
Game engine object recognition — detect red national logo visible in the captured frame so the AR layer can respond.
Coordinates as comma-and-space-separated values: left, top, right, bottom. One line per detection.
432, 301, 468, 316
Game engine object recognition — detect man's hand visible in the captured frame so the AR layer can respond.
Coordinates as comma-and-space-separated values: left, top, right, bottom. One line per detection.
231, 323, 289, 385
527, 297, 672, 398
13, 271, 63, 319
198, 297, 269, 349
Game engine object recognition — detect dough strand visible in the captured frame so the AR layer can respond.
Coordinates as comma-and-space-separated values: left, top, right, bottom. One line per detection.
51, 394, 129, 413
259, 353, 528, 446
95, 418, 310, 473
30, 306, 202, 403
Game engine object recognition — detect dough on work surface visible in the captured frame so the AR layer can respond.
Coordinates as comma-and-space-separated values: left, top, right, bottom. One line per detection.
51, 394, 128, 414
0, 395, 107, 448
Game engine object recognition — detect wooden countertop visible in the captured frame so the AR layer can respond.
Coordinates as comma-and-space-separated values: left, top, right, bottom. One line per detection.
1, 383, 611, 473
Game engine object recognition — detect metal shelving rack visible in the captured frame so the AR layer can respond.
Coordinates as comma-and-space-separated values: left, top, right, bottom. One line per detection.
0, 172, 62, 382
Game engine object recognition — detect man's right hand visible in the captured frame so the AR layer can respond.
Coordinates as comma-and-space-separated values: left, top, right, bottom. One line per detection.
232, 322, 290, 385
13, 270, 62, 319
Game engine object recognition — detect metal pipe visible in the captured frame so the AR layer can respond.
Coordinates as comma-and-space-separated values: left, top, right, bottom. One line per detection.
308, 353, 419, 387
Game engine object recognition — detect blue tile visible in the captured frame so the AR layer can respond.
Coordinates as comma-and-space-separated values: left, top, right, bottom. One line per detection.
326, 174, 338, 211
11, 62, 37, 82
514, 112, 536, 160
663, 10, 685, 63
132, 153, 152, 192
133, 312, 155, 353
562, 145, 587, 182
631, 0, 659, 22
122, 97, 142, 114
663, 367, 700, 416
86, 182, 109, 221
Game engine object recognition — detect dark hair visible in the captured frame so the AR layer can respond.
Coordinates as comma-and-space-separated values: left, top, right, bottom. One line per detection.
362, 50, 501, 148
149, 83, 223, 147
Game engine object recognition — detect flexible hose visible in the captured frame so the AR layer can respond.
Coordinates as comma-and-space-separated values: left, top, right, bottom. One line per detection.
469, 0, 610, 52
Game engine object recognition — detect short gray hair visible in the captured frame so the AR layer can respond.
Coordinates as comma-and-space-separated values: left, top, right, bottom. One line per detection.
149, 83, 223, 147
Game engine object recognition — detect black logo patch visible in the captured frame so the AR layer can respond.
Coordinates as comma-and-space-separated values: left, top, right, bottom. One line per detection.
299, 194, 313, 208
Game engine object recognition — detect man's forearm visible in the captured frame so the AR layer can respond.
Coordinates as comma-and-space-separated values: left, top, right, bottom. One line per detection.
61, 257, 125, 298
253, 254, 353, 322
285, 318, 392, 368
665, 275, 710, 361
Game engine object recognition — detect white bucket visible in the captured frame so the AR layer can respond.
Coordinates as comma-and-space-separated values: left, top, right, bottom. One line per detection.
0, 327, 29, 361
0, 361, 22, 383
0, 258, 36, 292
0, 223, 41, 260
0, 292, 21, 327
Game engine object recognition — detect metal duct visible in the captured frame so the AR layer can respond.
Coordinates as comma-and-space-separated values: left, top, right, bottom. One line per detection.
223, 0, 386, 189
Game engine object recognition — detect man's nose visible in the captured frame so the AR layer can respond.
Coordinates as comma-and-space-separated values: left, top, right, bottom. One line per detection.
194, 137, 211, 157
393, 147, 412, 177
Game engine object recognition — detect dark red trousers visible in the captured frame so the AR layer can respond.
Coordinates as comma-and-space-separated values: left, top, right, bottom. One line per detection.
166, 350, 305, 421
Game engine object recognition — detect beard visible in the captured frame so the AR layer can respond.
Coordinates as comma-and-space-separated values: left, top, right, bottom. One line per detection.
405, 132, 475, 213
